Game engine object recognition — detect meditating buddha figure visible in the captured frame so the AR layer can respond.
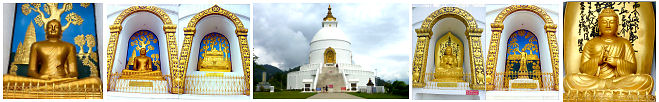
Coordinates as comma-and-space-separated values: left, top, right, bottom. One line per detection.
433, 47, 465, 82
564, 8, 653, 93
3, 20, 101, 90
120, 48, 163, 80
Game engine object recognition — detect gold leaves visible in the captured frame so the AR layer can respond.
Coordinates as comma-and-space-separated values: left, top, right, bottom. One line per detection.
74, 34, 86, 51
30, 3, 41, 9
148, 45, 154, 51
90, 52, 98, 62
62, 3, 73, 12
34, 14, 44, 27
80, 3, 90, 8
85, 34, 96, 48
44, 3, 51, 15
66, 12, 83, 25
21, 4, 31, 15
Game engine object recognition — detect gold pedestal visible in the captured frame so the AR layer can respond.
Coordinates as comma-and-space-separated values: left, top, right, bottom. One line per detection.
119, 69, 166, 80
3, 76, 103, 99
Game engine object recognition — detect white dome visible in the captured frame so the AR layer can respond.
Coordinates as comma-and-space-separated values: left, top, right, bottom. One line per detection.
308, 27, 352, 64
311, 27, 349, 43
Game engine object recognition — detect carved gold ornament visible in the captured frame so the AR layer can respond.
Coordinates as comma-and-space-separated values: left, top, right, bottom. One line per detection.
412, 7, 485, 90
181, 5, 250, 95
485, 5, 559, 90
107, 6, 178, 93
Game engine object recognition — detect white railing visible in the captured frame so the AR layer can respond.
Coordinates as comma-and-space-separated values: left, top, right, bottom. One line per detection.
184, 75, 247, 95
493, 72, 556, 91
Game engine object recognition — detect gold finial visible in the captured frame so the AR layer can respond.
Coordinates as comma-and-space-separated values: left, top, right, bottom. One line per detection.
323, 4, 336, 21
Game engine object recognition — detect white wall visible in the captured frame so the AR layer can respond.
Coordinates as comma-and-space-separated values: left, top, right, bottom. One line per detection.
309, 40, 352, 64
2, 4, 16, 74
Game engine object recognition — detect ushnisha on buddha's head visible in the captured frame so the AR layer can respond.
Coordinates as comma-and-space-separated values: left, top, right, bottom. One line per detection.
45, 20, 63, 40
597, 8, 619, 37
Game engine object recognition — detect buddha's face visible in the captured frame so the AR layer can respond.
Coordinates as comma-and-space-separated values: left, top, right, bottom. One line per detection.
46, 20, 62, 40
598, 15, 618, 36
445, 47, 453, 55
140, 48, 147, 55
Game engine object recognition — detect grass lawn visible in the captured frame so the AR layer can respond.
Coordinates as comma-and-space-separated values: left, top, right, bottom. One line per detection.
254, 91, 317, 99
347, 92, 409, 99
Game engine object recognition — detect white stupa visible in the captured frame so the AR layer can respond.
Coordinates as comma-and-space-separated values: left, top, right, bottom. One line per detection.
287, 5, 375, 92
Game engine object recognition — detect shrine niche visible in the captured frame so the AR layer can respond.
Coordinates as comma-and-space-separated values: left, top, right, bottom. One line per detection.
180, 5, 250, 95
411, 7, 486, 90
324, 47, 336, 64
106, 5, 178, 94
485, 5, 559, 91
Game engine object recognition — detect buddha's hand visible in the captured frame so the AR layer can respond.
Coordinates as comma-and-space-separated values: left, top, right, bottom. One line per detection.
603, 56, 619, 67
598, 55, 608, 66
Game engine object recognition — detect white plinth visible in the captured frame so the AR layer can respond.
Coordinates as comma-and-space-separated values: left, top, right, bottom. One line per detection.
115, 79, 169, 94
486, 91, 559, 100
105, 92, 179, 99
412, 88, 485, 100
105, 92, 250, 99
508, 78, 539, 91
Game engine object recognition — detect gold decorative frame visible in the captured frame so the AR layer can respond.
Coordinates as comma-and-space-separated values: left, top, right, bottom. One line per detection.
412, 7, 486, 90
485, 5, 558, 90
324, 47, 336, 64
107, 6, 178, 92
181, 5, 250, 95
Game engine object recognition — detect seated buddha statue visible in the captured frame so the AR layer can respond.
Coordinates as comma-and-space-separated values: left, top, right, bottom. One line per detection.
433, 47, 465, 82
198, 48, 231, 72
564, 8, 653, 94
3, 20, 101, 91
119, 48, 164, 80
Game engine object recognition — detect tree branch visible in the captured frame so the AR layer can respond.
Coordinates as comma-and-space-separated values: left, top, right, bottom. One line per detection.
62, 21, 72, 32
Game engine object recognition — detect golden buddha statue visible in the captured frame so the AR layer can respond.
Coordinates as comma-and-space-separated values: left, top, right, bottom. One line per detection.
514, 49, 529, 79
120, 48, 164, 80
198, 47, 231, 72
564, 8, 653, 93
433, 47, 465, 82
3, 20, 101, 91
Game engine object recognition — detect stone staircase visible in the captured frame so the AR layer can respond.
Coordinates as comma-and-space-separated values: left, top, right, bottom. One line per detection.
315, 65, 346, 92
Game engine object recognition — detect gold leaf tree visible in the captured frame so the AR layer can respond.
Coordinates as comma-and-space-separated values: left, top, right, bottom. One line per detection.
21, 3, 83, 31
85, 35, 96, 53
74, 35, 85, 53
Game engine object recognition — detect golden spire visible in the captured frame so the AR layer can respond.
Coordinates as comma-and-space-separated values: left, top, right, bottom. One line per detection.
323, 4, 336, 21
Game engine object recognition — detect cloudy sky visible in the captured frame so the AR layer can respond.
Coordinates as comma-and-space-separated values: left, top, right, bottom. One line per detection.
253, 3, 410, 82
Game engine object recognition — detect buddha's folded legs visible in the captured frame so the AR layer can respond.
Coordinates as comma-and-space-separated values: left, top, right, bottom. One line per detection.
609, 74, 654, 93
564, 73, 653, 93
4, 74, 51, 83
25, 77, 101, 91
564, 73, 606, 91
